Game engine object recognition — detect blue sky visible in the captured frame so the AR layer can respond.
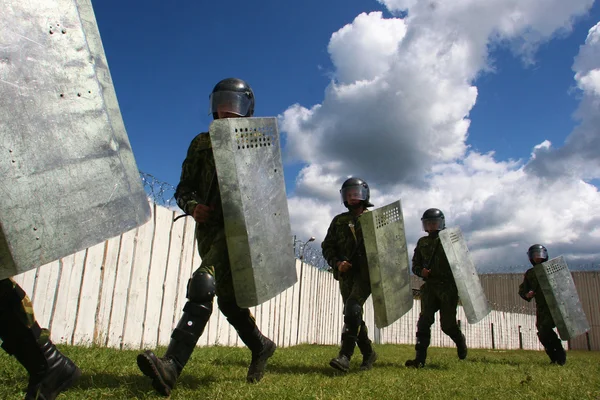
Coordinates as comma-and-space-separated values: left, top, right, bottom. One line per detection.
93, 0, 600, 270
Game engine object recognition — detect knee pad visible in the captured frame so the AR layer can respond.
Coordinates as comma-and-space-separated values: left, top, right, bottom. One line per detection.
187, 272, 216, 304
343, 299, 363, 328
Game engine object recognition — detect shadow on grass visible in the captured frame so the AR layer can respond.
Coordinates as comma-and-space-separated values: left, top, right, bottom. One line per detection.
74, 372, 213, 395
465, 356, 525, 367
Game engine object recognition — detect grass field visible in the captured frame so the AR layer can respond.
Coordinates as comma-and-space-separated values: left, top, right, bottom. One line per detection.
1, 344, 599, 399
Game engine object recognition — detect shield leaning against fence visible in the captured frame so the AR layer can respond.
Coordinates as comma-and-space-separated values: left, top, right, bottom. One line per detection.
0, 0, 151, 280
438, 227, 490, 324
534, 256, 590, 341
359, 200, 412, 328
209, 117, 296, 308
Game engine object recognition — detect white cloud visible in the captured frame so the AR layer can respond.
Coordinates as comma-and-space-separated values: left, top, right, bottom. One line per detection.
281, 1, 600, 271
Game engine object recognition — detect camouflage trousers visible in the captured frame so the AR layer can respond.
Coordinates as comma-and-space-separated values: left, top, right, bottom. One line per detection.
0, 278, 50, 351
339, 264, 371, 337
193, 227, 238, 303
416, 281, 462, 340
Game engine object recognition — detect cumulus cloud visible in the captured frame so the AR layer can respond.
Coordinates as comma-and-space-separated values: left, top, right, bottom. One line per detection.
281, 1, 600, 271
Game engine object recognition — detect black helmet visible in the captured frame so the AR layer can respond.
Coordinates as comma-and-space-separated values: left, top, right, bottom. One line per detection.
209, 78, 255, 119
340, 177, 374, 208
421, 208, 445, 232
527, 244, 548, 266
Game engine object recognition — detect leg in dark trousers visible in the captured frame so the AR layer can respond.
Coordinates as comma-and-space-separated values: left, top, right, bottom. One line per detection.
0, 278, 81, 400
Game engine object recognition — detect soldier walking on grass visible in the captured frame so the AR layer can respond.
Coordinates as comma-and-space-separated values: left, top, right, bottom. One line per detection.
405, 208, 468, 368
322, 178, 378, 373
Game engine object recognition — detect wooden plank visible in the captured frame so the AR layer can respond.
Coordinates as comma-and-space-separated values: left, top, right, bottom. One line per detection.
172, 217, 196, 337
50, 252, 86, 345
73, 241, 105, 346
30, 260, 60, 329
122, 204, 156, 349
106, 228, 137, 349
94, 234, 122, 346
12, 267, 37, 299
142, 206, 173, 349
157, 209, 185, 347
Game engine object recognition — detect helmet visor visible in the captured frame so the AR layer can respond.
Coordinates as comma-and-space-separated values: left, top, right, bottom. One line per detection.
528, 248, 548, 262
209, 91, 252, 116
340, 185, 368, 203
422, 218, 444, 232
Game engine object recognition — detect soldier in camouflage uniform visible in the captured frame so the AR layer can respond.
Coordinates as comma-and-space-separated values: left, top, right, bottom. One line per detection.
0, 278, 80, 399
518, 244, 566, 365
322, 177, 378, 373
405, 208, 467, 368
137, 78, 276, 396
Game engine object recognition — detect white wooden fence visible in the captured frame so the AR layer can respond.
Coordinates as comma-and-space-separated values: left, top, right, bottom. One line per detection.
12, 203, 557, 352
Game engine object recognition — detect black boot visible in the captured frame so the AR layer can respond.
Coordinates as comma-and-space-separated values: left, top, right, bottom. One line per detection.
245, 333, 276, 383
405, 333, 429, 368
453, 333, 468, 360
15, 339, 81, 400
138, 301, 211, 396
357, 323, 377, 371
330, 330, 357, 373
220, 301, 276, 383
552, 346, 567, 366
234, 321, 276, 383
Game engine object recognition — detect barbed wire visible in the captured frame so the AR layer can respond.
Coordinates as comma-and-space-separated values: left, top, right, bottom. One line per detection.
140, 172, 176, 207
293, 238, 330, 271
140, 171, 332, 270
139, 172, 599, 273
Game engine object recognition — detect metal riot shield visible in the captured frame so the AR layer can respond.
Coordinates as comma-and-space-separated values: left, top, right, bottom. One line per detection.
439, 228, 490, 324
0, 0, 151, 280
209, 117, 296, 307
360, 200, 412, 328
534, 256, 590, 340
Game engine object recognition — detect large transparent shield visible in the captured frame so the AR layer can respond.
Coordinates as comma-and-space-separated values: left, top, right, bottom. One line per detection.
360, 200, 412, 328
0, 0, 151, 280
209, 117, 296, 307
534, 256, 590, 340
439, 228, 490, 324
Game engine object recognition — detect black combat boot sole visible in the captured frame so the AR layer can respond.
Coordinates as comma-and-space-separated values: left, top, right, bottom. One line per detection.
329, 358, 350, 373
360, 352, 378, 371
247, 341, 277, 383
137, 352, 172, 397
29, 366, 82, 400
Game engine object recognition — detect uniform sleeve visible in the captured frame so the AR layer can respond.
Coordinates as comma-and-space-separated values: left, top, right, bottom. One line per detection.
322, 216, 340, 270
174, 134, 207, 215
412, 239, 425, 277
518, 269, 534, 302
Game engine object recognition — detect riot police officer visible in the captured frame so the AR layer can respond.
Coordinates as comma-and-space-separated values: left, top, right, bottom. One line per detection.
322, 177, 378, 372
405, 208, 467, 368
518, 244, 566, 365
137, 78, 276, 396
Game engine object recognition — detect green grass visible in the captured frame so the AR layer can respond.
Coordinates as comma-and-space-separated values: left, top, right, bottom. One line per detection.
1, 344, 599, 399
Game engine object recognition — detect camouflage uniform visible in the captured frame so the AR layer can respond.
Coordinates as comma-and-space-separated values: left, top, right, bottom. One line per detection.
0, 278, 80, 399
518, 268, 566, 364
409, 233, 466, 366
137, 132, 276, 395
322, 211, 376, 371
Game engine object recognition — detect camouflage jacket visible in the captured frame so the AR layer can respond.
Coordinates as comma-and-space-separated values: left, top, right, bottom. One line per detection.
412, 234, 455, 285
518, 267, 548, 310
174, 132, 224, 231
321, 211, 369, 280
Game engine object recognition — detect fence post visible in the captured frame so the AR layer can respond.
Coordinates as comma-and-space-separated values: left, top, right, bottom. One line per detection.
491, 323, 495, 349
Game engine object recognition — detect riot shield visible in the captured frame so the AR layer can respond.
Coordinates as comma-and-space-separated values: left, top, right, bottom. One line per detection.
0, 0, 151, 280
360, 200, 412, 328
534, 256, 590, 340
439, 228, 490, 324
209, 117, 296, 307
